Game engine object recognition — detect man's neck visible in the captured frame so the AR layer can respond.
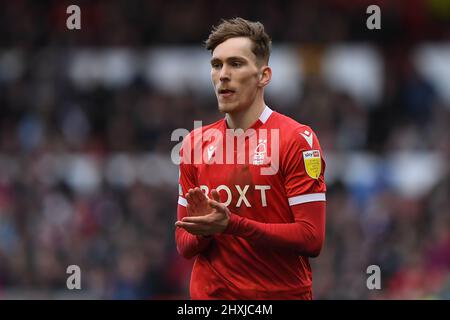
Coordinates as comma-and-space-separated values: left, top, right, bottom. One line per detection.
225, 100, 266, 131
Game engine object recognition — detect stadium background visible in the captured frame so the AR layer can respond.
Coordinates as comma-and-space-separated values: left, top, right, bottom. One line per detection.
0, 0, 449, 299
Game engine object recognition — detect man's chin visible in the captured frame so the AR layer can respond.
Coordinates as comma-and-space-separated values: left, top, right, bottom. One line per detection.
218, 103, 234, 113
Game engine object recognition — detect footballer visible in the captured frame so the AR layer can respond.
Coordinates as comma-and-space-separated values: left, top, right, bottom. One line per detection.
175, 17, 326, 300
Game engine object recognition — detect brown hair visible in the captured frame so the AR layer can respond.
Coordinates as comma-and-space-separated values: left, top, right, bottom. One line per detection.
205, 17, 272, 65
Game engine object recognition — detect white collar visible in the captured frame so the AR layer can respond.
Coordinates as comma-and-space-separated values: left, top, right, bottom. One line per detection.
259, 105, 273, 124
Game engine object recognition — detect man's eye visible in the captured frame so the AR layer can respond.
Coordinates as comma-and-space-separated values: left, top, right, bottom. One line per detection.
232, 62, 242, 67
212, 63, 221, 69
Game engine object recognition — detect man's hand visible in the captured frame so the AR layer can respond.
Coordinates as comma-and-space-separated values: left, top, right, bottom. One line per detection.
185, 187, 214, 217
175, 188, 230, 236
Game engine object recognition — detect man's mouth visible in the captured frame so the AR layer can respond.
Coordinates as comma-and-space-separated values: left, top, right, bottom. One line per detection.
218, 88, 236, 97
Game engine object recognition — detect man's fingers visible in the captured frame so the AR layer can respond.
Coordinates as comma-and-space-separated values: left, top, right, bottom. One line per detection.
211, 189, 221, 202
175, 221, 208, 235
186, 188, 208, 208
186, 192, 194, 206
186, 203, 194, 215
182, 215, 210, 224
208, 199, 225, 212
192, 187, 206, 204
188, 189, 198, 206
176, 221, 199, 228
186, 193, 199, 213
190, 188, 199, 204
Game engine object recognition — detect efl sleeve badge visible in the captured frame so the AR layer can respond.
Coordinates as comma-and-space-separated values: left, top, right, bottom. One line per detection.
303, 150, 321, 179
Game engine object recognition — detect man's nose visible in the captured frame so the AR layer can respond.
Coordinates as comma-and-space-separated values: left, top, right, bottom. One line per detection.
219, 65, 231, 81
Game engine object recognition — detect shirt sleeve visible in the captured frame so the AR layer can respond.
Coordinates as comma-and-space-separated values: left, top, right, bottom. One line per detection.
175, 137, 212, 258
178, 140, 197, 206
281, 126, 326, 206
224, 201, 326, 257
222, 126, 327, 256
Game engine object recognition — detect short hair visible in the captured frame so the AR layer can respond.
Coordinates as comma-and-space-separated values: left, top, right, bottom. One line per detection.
205, 17, 272, 65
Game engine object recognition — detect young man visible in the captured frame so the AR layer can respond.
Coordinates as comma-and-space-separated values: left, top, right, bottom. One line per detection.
175, 18, 326, 300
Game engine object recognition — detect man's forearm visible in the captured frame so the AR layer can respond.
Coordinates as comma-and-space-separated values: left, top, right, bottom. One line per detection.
175, 228, 213, 259
223, 202, 325, 257
176, 202, 214, 258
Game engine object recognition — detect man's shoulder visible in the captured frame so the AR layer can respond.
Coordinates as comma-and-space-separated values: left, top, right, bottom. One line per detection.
184, 118, 224, 138
181, 118, 224, 151
271, 111, 309, 131
270, 111, 318, 148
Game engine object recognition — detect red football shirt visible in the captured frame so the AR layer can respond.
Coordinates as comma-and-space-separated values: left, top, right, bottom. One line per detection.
176, 106, 326, 299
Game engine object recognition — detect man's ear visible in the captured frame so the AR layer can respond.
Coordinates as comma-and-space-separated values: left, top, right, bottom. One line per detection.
258, 66, 272, 87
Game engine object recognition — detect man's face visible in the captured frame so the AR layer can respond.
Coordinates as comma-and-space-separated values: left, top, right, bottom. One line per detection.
210, 37, 264, 114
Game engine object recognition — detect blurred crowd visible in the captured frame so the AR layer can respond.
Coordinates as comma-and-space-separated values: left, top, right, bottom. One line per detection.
1, 0, 449, 47
0, 0, 449, 299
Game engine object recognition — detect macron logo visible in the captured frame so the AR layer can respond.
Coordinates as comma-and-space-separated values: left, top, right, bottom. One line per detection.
300, 130, 313, 148
207, 145, 215, 162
